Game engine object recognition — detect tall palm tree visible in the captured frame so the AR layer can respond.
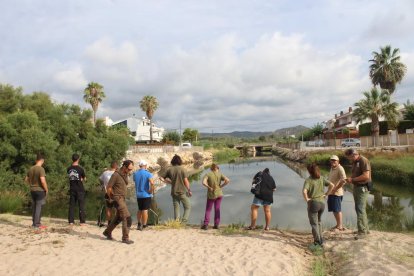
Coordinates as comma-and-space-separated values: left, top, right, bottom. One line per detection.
83, 82, 105, 126
369, 45, 407, 94
139, 95, 159, 142
353, 88, 399, 146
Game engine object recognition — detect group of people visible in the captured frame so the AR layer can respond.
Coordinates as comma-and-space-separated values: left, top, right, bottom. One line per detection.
303, 148, 371, 247
25, 148, 371, 247
26, 153, 87, 229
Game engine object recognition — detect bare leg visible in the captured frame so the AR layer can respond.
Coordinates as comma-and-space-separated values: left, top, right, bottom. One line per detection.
264, 205, 271, 229
141, 210, 148, 225
137, 210, 143, 225
334, 212, 343, 228
250, 205, 259, 228
106, 208, 113, 224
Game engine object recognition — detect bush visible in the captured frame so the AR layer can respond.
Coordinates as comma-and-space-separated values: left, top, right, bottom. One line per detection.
0, 191, 26, 213
213, 148, 240, 162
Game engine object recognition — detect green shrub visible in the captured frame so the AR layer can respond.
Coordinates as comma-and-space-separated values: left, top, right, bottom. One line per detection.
0, 191, 26, 213
213, 148, 240, 162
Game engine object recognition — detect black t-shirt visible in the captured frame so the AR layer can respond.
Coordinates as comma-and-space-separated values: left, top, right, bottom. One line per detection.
254, 172, 276, 203
67, 165, 86, 191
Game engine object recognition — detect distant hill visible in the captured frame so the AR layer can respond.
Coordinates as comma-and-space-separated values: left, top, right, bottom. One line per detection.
200, 125, 310, 138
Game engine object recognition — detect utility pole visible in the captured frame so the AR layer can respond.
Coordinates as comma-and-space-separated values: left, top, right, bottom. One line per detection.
179, 119, 182, 147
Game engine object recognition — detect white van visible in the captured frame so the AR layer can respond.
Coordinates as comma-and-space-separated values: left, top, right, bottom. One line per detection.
181, 142, 192, 148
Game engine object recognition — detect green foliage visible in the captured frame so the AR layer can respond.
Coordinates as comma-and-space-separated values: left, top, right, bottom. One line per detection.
370, 155, 414, 187
403, 100, 414, 120
83, 82, 105, 125
213, 148, 240, 162
398, 121, 414, 133
182, 128, 199, 143
0, 191, 26, 213
162, 131, 180, 145
0, 84, 132, 201
359, 121, 394, 136
369, 45, 407, 94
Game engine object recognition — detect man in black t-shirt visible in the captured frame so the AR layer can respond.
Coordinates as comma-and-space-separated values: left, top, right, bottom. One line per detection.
67, 153, 86, 225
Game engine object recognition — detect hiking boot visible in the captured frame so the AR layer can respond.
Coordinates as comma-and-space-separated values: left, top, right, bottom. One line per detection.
213, 225, 219, 229
201, 225, 208, 230
103, 230, 113, 240
122, 239, 134, 245
137, 224, 143, 231
354, 233, 367, 240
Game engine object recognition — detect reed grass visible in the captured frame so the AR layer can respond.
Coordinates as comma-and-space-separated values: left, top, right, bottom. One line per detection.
0, 191, 26, 213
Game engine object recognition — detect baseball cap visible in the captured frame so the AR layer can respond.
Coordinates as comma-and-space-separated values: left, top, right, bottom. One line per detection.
139, 160, 148, 166
330, 155, 339, 161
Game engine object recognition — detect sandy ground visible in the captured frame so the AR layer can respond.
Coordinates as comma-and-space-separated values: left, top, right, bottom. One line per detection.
0, 214, 413, 276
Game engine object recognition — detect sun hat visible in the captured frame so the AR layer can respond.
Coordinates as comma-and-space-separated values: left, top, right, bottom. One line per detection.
139, 160, 148, 166
330, 155, 339, 161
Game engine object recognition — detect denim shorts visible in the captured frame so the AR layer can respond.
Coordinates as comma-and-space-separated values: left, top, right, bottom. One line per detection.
252, 197, 272, 206
327, 195, 343, 212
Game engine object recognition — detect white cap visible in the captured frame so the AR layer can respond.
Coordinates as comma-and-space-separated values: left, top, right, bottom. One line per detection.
330, 155, 339, 161
139, 160, 148, 166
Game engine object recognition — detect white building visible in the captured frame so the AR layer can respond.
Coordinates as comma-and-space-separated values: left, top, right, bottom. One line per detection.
111, 117, 165, 143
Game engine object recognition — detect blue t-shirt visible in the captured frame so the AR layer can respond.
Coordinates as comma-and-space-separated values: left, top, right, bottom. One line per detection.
133, 169, 153, 198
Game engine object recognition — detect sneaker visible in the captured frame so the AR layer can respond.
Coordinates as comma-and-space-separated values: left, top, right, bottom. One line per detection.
37, 225, 47, 230
213, 225, 219, 229
137, 224, 143, 231
200, 225, 208, 230
103, 230, 113, 240
143, 225, 148, 229
122, 239, 134, 245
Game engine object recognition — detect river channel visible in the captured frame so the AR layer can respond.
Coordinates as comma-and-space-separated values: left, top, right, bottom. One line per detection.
30, 157, 414, 231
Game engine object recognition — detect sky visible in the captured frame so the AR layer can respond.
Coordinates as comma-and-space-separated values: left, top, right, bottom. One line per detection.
1, 0, 414, 133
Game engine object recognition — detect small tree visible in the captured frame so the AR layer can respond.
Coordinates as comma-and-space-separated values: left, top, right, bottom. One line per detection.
403, 100, 414, 120
182, 128, 199, 143
83, 82, 105, 126
162, 131, 180, 145
139, 95, 159, 143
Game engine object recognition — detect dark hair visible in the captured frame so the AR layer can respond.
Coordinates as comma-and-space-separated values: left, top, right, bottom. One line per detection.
171, 154, 182, 166
72, 153, 80, 162
210, 163, 219, 171
36, 153, 44, 161
110, 161, 118, 169
344, 148, 358, 156
307, 163, 321, 179
263, 168, 270, 174
122, 160, 134, 168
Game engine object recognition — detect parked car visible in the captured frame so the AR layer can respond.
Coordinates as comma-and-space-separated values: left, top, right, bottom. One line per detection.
181, 142, 192, 148
306, 140, 325, 147
341, 138, 361, 147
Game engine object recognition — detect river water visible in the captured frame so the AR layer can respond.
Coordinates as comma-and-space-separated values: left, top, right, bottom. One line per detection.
28, 157, 414, 231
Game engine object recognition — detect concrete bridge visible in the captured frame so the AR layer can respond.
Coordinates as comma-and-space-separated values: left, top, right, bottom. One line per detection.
234, 143, 275, 153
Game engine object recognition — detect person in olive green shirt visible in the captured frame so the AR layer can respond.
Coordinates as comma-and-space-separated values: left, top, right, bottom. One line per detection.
200, 163, 230, 230
160, 155, 192, 225
302, 163, 334, 247
25, 153, 49, 229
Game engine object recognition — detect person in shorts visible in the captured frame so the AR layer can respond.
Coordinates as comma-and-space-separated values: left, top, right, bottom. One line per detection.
133, 160, 154, 230
247, 168, 276, 231
327, 155, 346, 231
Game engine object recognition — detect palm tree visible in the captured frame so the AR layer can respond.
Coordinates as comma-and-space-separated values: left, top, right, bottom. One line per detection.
353, 88, 399, 146
369, 45, 407, 94
83, 82, 105, 126
403, 100, 414, 120
139, 95, 159, 142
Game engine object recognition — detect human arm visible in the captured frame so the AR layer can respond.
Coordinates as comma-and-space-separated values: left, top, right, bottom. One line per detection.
219, 176, 230, 188
159, 177, 172, 184
40, 176, 48, 194
148, 178, 155, 194
202, 176, 214, 191
346, 171, 370, 184
184, 177, 192, 196
302, 188, 310, 203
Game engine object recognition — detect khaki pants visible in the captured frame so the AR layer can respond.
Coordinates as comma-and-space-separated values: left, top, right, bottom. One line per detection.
104, 196, 131, 241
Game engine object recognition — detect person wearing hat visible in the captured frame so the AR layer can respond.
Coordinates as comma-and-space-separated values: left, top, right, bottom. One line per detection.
327, 155, 347, 231
103, 160, 135, 244
133, 160, 155, 230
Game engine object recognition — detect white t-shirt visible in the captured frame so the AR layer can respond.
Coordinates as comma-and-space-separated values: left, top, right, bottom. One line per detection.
99, 170, 115, 191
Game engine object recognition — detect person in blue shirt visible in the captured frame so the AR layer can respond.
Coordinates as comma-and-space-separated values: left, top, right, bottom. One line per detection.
133, 160, 154, 230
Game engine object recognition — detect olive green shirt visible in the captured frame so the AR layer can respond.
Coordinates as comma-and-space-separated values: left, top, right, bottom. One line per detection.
164, 165, 188, 196
303, 177, 331, 203
107, 171, 129, 197
351, 155, 371, 185
203, 171, 226, 199
27, 165, 46, 192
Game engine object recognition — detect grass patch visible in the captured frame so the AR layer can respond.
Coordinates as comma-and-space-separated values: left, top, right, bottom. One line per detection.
312, 257, 329, 276
0, 191, 26, 213
213, 148, 240, 163
220, 222, 248, 235
156, 219, 184, 229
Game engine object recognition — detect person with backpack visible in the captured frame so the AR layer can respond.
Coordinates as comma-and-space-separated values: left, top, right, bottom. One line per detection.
200, 163, 230, 230
247, 168, 276, 231
67, 153, 86, 225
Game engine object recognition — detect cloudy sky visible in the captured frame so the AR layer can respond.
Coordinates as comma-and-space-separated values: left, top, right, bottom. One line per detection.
1, 0, 414, 132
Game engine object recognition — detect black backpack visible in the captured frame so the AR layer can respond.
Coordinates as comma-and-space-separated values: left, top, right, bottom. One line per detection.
250, 172, 262, 195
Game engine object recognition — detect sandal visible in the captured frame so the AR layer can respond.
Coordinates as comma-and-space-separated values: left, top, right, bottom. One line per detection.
246, 226, 256, 230
264, 227, 270, 231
